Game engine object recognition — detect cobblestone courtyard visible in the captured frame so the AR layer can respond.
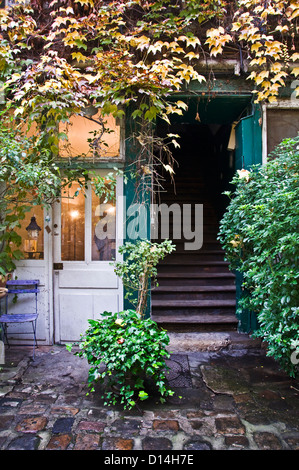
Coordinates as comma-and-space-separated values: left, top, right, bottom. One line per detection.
0, 338, 299, 452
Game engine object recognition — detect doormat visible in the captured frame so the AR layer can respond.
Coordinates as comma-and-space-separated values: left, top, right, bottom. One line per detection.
165, 354, 192, 388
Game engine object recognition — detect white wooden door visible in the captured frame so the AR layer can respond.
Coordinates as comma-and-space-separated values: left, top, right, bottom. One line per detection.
53, 174, 123, 343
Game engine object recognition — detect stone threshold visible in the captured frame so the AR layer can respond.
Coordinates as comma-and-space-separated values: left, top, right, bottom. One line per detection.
167, 331, 264, 354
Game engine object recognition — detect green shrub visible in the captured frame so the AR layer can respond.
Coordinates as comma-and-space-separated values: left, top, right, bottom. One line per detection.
67, 239, 176, 409
218, 136, 299, 377
67, 309, 174, 409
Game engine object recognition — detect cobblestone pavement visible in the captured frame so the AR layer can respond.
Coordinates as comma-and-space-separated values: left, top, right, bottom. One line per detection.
0, 339, 299, 452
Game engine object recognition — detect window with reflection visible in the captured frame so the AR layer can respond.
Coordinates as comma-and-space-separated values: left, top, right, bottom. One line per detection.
267, 109, 299, 155
59, 112, 121, 160
92, 190, 116, 261
61, 183, 85, 261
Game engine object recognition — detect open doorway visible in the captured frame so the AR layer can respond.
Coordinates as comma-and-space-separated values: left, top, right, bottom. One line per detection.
151, 96, 251, 330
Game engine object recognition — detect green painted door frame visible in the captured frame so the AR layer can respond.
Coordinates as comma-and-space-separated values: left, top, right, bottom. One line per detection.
234, 104, 263, 333
123, 112, 151, 316
122, 94, 263, 329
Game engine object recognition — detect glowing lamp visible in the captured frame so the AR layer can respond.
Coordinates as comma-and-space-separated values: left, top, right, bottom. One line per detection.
26, 216, 42, 240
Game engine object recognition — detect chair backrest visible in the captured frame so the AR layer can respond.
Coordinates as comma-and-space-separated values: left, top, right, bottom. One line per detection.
6, 280, 40, 295
5, 280, 40, 316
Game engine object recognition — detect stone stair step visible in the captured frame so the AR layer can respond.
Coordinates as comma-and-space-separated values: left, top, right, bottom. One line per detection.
153, 285, 236, 292
152, 314, 238, 325
152, 300, 236, 308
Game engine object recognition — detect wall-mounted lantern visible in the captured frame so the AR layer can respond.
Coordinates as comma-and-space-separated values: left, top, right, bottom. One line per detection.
24, 216, 42, 258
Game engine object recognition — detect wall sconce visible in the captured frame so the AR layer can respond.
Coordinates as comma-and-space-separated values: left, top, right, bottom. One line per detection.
25, 216, 41, 258
26, 216, 42, 240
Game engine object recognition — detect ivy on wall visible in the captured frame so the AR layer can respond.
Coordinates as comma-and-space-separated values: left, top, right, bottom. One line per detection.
0, 0, 298, 274
0, 0, 298, 139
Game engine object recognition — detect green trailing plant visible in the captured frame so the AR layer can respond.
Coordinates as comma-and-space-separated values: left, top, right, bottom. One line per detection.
218, 136, 299, 377
67, 239, 176, 409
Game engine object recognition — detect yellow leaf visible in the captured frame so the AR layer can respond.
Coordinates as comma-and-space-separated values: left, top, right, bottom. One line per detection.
292, 67, 299, 77
255, 71, 269, 85
275, 25, 289, 33
185, 51, 199, 61
74, 0, 94, 5
247, 71, 256, 81
289, 8, 299, 20
262, 81, 272, 90
251, 42, 262, 53
206, 28, 220, 39
186, 36, 201, 48
135, 35, 150, 51
210, 46, 223, 57
271, 62, 283, 73
148, 41, 165, 55
250, 57, 267, 66
71, 52, 87, 63
175, 100, 188, 110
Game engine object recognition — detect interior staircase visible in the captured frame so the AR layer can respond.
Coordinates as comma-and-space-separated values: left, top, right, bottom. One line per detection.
151, 125, 238, 332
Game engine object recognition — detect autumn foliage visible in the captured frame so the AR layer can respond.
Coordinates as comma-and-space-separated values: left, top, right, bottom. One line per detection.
0, 0, 298, 140
0, 0, 298, 276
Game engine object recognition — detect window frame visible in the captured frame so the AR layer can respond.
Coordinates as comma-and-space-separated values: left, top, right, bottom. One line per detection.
54, 170, 123, 265
262, 100, 299, 164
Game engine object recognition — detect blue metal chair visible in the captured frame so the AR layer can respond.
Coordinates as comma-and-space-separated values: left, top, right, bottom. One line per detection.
0, 280, 40, 360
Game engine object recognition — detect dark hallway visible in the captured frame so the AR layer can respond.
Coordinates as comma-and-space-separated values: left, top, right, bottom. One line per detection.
151, 121, 238, 331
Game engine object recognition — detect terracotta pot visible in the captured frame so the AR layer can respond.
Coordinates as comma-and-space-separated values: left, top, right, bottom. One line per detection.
0, 273, 12, 288
0, 287, 8, 299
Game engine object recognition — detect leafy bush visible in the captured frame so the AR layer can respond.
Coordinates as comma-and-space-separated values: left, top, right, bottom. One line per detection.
67, 239, 176, 409
218, 136, 299, 377
68, 309, 173, 409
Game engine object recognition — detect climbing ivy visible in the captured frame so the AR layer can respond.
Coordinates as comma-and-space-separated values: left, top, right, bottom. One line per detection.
0, 0, 298, 138
0, 0, 298, 273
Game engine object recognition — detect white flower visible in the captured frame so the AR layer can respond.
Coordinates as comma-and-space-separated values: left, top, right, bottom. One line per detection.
237, 169, 250, 182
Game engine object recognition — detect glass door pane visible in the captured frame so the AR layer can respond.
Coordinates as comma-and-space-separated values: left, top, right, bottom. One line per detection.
61, 183, 85, 261
91, 189, 116, 261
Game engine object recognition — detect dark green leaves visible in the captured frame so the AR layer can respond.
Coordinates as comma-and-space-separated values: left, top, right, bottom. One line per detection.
219, 136, 299, 377
70, 309, 174, 409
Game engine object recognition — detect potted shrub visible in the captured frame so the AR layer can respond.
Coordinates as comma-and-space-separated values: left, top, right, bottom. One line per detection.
67, 239, 176, 409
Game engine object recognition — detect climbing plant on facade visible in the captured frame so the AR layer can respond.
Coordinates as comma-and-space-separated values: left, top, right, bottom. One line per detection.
0, 0, 298, 140
0, 0, 298, 270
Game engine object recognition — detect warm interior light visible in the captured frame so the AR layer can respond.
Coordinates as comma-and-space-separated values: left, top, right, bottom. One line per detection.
24, 239, 37, 252
70, 210, 80, 219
